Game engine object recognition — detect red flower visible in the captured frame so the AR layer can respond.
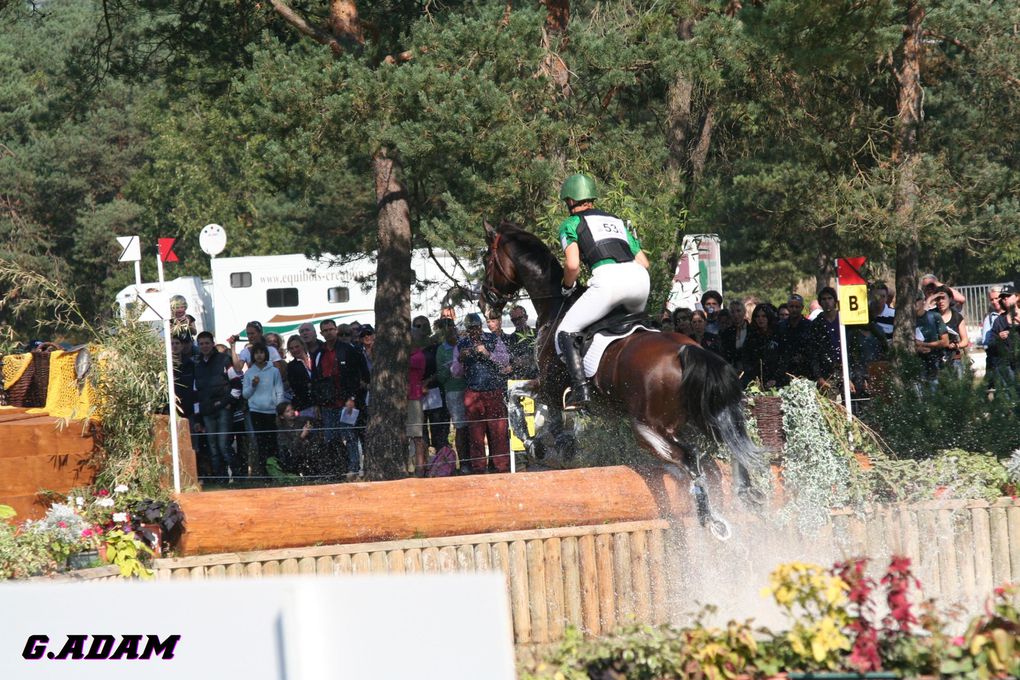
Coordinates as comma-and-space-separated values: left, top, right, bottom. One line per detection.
97, 489, 109, 497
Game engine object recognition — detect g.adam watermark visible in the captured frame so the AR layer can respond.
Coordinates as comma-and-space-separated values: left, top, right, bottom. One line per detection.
22, 634, 180, 661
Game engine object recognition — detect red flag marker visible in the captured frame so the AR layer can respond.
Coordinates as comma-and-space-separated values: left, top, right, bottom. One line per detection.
158, 238, 179, 263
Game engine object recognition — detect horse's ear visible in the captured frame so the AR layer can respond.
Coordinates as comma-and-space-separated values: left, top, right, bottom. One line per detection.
483, 220, 498, 243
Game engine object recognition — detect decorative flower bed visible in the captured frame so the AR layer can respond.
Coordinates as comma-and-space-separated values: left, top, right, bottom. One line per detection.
521, 557, 1019, 679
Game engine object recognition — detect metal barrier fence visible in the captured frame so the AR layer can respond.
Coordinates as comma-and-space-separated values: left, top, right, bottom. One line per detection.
957, 282, 1013, 344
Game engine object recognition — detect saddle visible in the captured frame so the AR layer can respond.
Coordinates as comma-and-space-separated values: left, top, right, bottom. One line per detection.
576, 307, 654, 357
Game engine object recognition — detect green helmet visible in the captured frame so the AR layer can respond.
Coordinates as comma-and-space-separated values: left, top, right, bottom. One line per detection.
559, 173, 598, 203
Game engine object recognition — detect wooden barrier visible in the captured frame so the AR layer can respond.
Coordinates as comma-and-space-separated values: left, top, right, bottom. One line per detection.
0, 409, 97, 519
175, 465, 702, 555
829, 497, 1020, 607
153, 520, 674, 643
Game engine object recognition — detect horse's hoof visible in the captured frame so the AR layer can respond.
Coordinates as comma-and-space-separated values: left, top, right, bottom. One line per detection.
738, 486, 767, 509
709, 517, 732, 541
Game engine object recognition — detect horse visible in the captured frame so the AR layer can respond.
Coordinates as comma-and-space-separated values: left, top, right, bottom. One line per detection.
479, 220, 764, 540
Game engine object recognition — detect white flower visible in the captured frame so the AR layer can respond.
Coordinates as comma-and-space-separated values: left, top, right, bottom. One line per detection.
75, 496, 85, 507
113, 484, 129, 494
96, 498, 115, 508
112, 512, 128, 523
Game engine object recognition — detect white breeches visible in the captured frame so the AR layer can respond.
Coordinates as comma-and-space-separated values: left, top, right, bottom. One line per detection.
559, 261, 650, 334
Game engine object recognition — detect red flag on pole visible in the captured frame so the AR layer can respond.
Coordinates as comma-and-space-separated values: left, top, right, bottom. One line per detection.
158, 238, 179, 263
837, 257, 866, 285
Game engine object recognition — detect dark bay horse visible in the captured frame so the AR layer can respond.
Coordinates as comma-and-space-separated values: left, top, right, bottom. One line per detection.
480, 220, 763, 539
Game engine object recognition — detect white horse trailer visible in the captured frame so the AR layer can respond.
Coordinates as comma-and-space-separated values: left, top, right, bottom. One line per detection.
115, 250, 486, 343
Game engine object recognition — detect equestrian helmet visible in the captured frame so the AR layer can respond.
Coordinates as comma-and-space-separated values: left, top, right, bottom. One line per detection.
559, 173, 598, 202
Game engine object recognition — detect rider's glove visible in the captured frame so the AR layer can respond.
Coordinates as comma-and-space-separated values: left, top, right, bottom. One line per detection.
561, 282, 576, 298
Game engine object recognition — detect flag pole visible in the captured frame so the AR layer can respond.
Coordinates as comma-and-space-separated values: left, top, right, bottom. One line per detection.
835, 258, 854, 424
157, 250, 182, 494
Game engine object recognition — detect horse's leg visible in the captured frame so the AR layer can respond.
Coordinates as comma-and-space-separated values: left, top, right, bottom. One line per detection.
631, 423, 732, 541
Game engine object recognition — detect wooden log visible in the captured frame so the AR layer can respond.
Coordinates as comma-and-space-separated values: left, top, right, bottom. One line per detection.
631, 530, 651, 625
387, 549, 405, 575
1008, 506, 1020, 585
315, 556, 333, 576
916, 510, 940, 589
262, 560, 280, 577
561, 537, 583, 631
370, 551, 388, 574
438, 546, 458, 573
595, 533, 616, 633
298, 557, 316, 575
335, 554, 353, 575
226, 563, 245, 578
456, 545, 475, 573
175, 465, 693, 555
649, 528, 668, 625
420, 547, 440, 574
613, 532, 633, 624
404, 548, 422, 574
208, 564, 226, 579
578, 534, 600, 637
526, 539, 548, 643
936, 509, 960, 602
508, 540, 531, 643
972, 507, 993, 598
544, 537, 565, 641
955, 514, 977, 605
989, 506, 1010, 587
474, 544, 491, 572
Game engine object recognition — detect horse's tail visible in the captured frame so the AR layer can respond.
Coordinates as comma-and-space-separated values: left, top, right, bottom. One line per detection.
677, 344, 764, 474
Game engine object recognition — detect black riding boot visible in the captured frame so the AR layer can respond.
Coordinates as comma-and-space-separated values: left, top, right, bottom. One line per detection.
557, 331, 591, 409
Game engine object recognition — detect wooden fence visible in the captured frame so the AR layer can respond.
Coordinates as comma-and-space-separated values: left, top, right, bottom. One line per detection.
830, 497, 1020, 607
151, 519, 674, 644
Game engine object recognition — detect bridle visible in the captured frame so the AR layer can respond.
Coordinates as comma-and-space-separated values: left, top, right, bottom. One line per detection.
482, 232, 518, 309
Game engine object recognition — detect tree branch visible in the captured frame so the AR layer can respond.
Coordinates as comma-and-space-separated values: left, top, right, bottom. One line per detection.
269, 0, 345, 56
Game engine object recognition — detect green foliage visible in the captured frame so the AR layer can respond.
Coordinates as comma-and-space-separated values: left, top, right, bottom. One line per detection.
102, 529, 153, 579
90, 316, 174, 497
0, 508, 60, 580
859, 358, 1020, 460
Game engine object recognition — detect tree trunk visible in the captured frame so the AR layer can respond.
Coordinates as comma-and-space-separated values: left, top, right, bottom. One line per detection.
364, 148, 413, 480
815, 251, 835, 294
540, 0, 571, 99
891, 1, 925, 351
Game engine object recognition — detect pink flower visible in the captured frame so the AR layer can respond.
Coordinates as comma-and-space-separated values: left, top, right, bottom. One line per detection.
81, 528, 92, 538
97, 489, 109, 497
951, 636, 965, 646
57, 521, 68, 528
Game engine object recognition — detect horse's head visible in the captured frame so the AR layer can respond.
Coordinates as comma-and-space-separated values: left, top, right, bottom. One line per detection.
480, 220, 522, 317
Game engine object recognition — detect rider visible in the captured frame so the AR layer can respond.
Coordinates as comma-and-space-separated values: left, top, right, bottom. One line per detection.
556, 173, 650, 409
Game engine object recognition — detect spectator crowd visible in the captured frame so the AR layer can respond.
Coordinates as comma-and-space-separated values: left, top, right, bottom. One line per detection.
169, 298, 538, 484
166, 272, 1011, 485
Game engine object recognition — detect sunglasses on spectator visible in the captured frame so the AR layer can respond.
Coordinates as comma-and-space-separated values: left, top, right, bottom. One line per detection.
511, 316, 525, 322
412, 323, 426, 328
338, 332, 352, 337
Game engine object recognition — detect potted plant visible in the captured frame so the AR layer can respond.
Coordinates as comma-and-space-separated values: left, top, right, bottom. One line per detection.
129, 499, 184, 556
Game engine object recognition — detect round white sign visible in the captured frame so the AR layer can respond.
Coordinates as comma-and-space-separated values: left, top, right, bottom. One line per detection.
199, 223, 227, 256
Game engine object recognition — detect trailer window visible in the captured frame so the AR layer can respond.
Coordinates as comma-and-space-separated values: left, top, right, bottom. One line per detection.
230, 272, 252, 288
327, 286, 350, 303
267, 288, 299, 308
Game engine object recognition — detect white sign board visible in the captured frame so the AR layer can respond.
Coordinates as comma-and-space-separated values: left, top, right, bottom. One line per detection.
115, 235, 141, 263
0, 573, 515, 680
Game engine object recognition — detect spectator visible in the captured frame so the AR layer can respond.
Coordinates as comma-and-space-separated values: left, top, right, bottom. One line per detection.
921, 273, 966, 312
265, 332, 284, 355
700, 290, 723, 334
169, 334, 195, 419
224, 358, 252, 479
193, 331, 233, 480
242, 342, 285, 477
169, 295, 197, 350
658, 308, 673, 329
315, 319, 370, 474
506, 305, 538, 380
688, 309, 723, 355
422, 318, 452, 455
933, 285, 969, 374
298, 322, 323, 356
276, 401, 319, 475
807, 287, 842, 388
989, 285, 1020, 385
778, 294, 813, 380
408, 323, 428, 476
777, 304, 791, 322
435, 318, 469, 466
914, 291, 950, 382
440, 307, 457, 326
872, 281, 896, 341
230, 321, 285, 375
720, 300, 749, 369
452, 312, 511, 474
672, 308, 694, 336
808, 299, 823, 320
285, 334, 316, 417
741, 303, 782, 389
981, 286, 1004, 386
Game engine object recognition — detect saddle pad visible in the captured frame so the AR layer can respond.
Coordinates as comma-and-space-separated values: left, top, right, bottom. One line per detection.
581, 326, 657, 378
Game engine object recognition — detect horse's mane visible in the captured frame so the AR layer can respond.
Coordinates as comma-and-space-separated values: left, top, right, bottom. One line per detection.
497, 221, 562, 279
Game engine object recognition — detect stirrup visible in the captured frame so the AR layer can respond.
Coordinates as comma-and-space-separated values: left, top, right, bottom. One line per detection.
562, 384, 590, 411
